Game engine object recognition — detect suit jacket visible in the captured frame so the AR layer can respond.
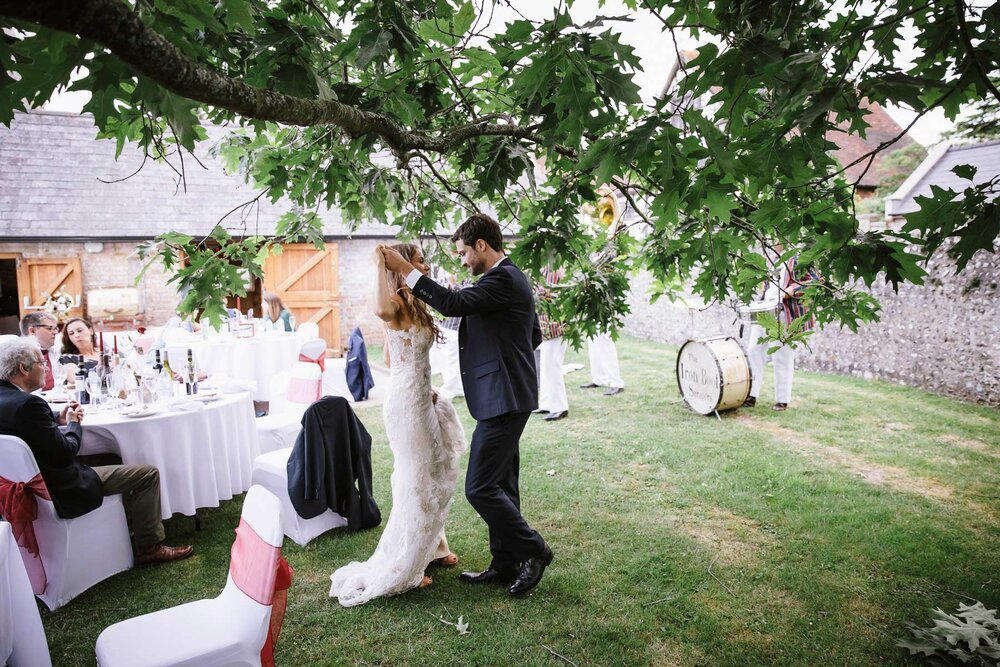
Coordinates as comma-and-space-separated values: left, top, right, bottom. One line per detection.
413, 257, 543, 421
345, 327, 375, 401
286, 396, 381, 530
0, 379, 103, 519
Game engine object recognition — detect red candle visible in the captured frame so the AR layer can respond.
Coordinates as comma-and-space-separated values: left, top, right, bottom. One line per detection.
114, 336, 118, 355
100, 332, 105, 352
236, 296, 242, 312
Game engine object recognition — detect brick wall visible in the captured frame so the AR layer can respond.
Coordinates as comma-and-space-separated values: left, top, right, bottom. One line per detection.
336, 239, 386, 349
623, 244, 1000, 407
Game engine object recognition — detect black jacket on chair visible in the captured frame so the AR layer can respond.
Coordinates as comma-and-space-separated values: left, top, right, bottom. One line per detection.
345, 327, 375, 402
286, 396, 381, 530
413, 258, 543, 420
0, 379, 103, 519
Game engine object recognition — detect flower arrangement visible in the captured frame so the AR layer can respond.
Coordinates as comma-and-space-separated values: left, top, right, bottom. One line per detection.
42, 290, 75, 322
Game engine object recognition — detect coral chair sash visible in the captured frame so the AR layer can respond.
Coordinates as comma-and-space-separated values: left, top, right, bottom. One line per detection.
229, 518, 294, 667
298, 352, 325, 372
0, 474, 50, 593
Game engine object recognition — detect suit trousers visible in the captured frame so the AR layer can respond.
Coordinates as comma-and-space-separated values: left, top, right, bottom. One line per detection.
465, 411, 545, 570
93, 464, 164, 548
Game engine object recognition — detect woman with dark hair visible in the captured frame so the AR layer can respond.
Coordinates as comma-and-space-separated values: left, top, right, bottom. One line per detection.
329, 242, 465, 607
59, 317, 100, 377
262, 291, 293, 332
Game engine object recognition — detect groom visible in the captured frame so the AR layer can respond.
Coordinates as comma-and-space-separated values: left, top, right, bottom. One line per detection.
381, 213, 553, 596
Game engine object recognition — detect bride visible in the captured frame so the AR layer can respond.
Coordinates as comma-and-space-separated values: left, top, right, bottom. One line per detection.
329, 243, 466, 607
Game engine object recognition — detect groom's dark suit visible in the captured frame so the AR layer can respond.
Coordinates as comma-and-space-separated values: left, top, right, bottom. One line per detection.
413, 257, 547, 569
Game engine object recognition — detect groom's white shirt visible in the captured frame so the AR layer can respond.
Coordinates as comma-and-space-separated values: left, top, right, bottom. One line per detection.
404, 257, 505, 289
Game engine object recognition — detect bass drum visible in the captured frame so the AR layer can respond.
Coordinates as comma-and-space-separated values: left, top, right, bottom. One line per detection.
675, 337, 752, 415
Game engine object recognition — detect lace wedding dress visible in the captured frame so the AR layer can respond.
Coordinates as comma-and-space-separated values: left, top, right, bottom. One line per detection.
329, 325, 466, 607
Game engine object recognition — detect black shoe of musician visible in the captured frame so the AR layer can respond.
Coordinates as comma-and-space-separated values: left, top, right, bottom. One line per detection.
459, 567, 518, 585
579, 382, 600, 389
602, 387, 624, 396
509, 545, 554, 596
772, 402, 788, 411
744, 396, 756, 408
544, 410, 568, 421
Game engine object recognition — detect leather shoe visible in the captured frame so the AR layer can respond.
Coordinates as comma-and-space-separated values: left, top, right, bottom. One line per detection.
579, 382, 600, 389
743, 396, 757, 408
532, 408, 549, 414
772, 402, 788, 411
135, 543, 193, 566
459, 567, 518, 585
544, 410, 568, 421
509, 545, 553, 596
602, 386, 624, 396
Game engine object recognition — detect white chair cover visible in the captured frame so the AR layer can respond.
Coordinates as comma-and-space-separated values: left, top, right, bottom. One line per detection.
0, 435, 133, 611
251, 448, 346, 547
95, 486, 284, 667
0, 522, 52, 667
255, 373, 307, 456
295, 322, 319, 340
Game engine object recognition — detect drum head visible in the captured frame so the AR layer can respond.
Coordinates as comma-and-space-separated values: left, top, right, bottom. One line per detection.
676, 340, 723, 415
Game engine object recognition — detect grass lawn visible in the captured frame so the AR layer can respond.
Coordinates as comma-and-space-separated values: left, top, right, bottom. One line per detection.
40, 336, 999, 666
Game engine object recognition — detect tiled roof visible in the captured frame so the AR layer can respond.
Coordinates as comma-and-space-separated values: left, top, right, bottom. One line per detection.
0, 110, 397, 239
886, 139, 1000, 216
825, 100, 916, 189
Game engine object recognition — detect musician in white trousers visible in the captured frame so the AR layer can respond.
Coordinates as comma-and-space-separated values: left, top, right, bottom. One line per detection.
430, 324, 464, 400
579, 332, 625, 396
745, 254, 816, 412
534, 267, 569, 421
537, 336, 569, 421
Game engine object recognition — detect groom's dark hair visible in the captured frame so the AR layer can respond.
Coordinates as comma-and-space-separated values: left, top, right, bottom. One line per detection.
451, 213, 503, 252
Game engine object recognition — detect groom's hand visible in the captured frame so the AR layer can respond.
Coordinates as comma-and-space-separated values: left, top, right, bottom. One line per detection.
381, 246, 413, 274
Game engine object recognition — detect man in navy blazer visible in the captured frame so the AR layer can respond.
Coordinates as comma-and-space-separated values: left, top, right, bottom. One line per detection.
381, 213, 552, 596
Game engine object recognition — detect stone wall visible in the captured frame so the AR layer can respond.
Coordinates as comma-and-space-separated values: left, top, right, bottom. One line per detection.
623, 246, 1000, 407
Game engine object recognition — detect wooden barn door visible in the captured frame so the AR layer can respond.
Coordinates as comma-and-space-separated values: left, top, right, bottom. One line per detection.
18, 257, 84, 321
263, 243, 341, 355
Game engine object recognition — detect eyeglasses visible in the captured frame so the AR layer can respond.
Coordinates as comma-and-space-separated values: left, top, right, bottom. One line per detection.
35, 324, 60, 332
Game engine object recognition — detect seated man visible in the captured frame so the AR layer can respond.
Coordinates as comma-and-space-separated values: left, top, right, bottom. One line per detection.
20, 312, 60, 391
0, 338, 192, 565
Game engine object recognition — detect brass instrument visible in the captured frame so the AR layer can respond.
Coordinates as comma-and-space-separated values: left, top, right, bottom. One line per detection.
584, 186, 623, 239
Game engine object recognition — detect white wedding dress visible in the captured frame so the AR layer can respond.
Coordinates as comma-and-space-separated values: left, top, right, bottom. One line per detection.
329, 325, 466, 607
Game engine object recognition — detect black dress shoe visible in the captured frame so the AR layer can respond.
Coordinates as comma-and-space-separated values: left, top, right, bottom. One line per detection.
743, 396, 757, 408
579, 382, 600, 389
544, 410, 568, 421
602, 386, 624, 396
509, 545, 553, 596
458, 567, 518, 585
532, 408, 549, 414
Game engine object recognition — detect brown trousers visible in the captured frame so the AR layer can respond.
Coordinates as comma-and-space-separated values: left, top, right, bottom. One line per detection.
93, 464, 164, 548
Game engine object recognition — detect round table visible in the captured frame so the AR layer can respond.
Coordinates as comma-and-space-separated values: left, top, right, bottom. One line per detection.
79, 392, 260, 519
166, 332, 304, 401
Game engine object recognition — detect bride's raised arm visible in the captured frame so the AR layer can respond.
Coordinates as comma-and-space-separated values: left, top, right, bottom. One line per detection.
372, 245, 401, 324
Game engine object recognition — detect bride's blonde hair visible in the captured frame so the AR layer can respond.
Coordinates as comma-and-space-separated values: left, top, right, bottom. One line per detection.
385, 242, 442, 342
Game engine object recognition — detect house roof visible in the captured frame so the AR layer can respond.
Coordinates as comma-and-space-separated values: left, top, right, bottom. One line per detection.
0, 110, 398, 240
885, 139, 1000, 217
826, 100, 916, 189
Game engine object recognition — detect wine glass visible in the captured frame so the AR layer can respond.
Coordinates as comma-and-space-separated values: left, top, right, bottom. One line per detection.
52, 362, 67, 398
87, 373, 103, 411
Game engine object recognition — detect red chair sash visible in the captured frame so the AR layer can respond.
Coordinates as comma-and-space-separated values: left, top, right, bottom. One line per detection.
229, 518, 294, 667
0, 473, 51, 593
298, 352, 326, 372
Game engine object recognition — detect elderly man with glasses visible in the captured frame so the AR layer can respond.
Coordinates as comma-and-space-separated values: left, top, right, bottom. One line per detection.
0, 338, 193, 565
20, 313, 60, 392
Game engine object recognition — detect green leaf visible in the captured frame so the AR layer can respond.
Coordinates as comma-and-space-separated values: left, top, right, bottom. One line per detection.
220, 0, 255, 33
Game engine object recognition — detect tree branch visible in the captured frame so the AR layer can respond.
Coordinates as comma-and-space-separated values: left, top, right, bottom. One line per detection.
0, 0, 542, 155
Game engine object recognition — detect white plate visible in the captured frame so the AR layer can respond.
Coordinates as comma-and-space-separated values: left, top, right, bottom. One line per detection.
119, 407, 160, 419
192, 391, 222, 402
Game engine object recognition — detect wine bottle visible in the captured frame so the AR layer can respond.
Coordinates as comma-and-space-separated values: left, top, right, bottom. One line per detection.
75, 366, 90, 405
185, 348, 198, 395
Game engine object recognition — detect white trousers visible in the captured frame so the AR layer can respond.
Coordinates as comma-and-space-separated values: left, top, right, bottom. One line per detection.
747, 323, 795, 404
537, 337, 568, 413
430, 328, 463, 399
587, 333, 624, 388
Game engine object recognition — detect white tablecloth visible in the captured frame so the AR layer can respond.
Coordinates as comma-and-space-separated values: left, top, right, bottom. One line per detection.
0, 523, 52, 667
167, 332, 304, 401
79, 393, 260, 519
